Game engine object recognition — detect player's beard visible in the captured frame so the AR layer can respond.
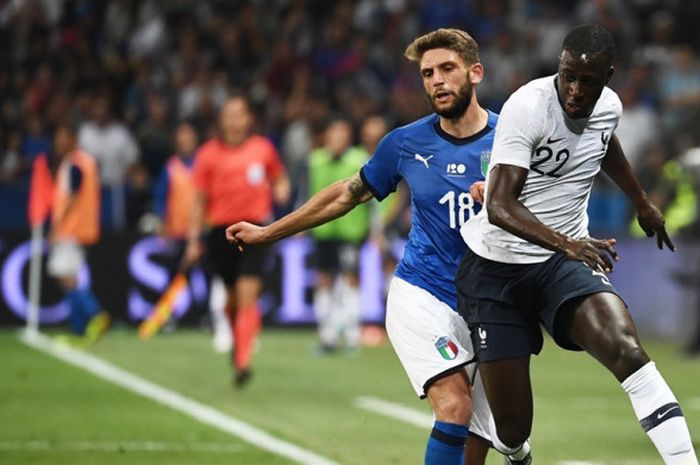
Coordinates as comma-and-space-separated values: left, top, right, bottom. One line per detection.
430, 80, 473, 119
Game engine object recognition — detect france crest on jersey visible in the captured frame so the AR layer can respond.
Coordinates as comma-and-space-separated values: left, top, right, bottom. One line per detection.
360, 111, 498, 309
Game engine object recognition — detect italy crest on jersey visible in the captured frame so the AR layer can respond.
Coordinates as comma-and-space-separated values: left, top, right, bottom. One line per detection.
480, 150, 491, 176
435, 336, 459, 360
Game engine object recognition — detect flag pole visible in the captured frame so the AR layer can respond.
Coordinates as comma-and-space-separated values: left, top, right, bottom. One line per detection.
26, 224, 43, 336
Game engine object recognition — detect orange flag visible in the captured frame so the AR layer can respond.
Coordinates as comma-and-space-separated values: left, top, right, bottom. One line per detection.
138, 273, 188, 340
28, 154, 54, 227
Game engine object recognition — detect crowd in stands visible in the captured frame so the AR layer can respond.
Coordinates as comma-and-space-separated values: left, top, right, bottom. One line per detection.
1, 0, 699, 235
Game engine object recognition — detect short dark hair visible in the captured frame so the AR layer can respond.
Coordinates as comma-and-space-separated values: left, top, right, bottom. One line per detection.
405, 28, 479, 65
562, 24, 615, 66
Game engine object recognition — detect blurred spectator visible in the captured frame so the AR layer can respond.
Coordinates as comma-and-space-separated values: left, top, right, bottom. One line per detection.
308, 117, 370, 354
78, 95, 140, 229
152, 121, 198, 241
0, 0, 695, 238
138, 94, 174, 180
20, 113, 51, 166
48, 124, 109, 344
615, 78, 661, 171
1, 129, 23, 183
658, 45, 700, 138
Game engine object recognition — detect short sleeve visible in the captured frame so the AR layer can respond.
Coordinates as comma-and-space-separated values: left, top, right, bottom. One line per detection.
489, 90, 544, 171
359, 130, 403, 201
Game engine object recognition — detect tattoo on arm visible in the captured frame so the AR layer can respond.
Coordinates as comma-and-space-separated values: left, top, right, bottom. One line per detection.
347, 174, 373, 203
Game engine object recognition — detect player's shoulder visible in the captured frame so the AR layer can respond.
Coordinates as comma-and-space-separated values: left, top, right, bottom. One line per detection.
505, 75, 554, 111
389, 113, 438, 140
596, 86, 623, 117
247, 133, 277, 150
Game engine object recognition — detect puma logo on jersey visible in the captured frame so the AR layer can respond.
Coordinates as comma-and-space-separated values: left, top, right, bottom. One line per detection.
414, 153, 433, 168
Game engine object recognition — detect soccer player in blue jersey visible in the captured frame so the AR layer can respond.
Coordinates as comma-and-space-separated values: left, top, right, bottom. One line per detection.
226, 28, 531, 465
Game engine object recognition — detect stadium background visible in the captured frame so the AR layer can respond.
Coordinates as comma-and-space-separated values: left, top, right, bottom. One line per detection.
2, 2, 700, 465
1, 0, 699, 342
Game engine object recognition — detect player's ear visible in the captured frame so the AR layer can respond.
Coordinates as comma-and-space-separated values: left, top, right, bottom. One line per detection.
605, 65, 614, 85
469, 62, 484, 84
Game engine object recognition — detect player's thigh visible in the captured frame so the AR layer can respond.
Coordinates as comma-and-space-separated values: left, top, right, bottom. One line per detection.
385, 277, 474, 398
565, 292, 649, 380
535, 254, 621, 349
47, 241, 85, 279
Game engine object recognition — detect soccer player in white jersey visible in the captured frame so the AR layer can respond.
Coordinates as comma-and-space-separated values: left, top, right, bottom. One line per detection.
457, 24, 698, 465
226, 29, 532, 465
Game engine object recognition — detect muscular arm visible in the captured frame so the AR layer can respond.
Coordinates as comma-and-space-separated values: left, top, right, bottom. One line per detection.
601, 134, 649, 207
227, 172, 374, 245
602, 134, 674, 250
486, 164, 618, 270
486, 164, 576, 253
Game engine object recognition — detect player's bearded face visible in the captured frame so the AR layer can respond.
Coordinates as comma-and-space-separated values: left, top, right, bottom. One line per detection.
429, 77, 473, 119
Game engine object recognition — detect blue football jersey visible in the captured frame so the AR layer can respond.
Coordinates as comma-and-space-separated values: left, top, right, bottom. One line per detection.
360, 111, 498, 309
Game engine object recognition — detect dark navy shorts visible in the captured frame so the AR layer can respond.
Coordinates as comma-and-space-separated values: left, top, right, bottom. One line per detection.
455, 249, 622, 362
312, 239, 364, 274
207, 225, 270, 285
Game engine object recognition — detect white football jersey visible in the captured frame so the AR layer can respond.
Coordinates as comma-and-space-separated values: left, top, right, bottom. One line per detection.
461, 75, 622, 263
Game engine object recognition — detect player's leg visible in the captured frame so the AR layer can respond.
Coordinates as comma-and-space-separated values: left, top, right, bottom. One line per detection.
337, 242, 362, 351
313, 240, 339, 352
385, 277, 487, 465
49, 241, 99, 335
314, 270, 336, 350
455, 251, 536, 463
425, 371, 478, 465
564, 292, 698, 464
232, 275, 262, 385
477, 357, 533, 462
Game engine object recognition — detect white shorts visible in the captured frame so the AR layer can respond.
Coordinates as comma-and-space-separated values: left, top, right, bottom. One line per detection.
386, 277, 492, 441
47, 241, 86, 278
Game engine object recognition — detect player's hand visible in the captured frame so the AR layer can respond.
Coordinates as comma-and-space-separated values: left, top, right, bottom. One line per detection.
564, 237, 618, 272
225, 222, 267, 251
469, 181, 486, 204
636, 203, 675, 251
182, 240, 202, 268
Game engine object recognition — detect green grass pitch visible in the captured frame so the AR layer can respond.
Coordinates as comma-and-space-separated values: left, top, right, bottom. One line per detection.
1, 327, 698, 465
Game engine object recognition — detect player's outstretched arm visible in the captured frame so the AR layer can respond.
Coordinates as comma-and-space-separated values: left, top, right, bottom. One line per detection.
487, 163, 618, 271
601, 134, 675, 251
226, 172, 374, 249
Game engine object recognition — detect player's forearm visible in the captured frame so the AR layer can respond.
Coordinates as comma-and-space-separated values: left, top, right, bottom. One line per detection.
488, 196, 575, 254
187, 192, 206, 243
273, 174, 292, 205
262, 178, 364, 243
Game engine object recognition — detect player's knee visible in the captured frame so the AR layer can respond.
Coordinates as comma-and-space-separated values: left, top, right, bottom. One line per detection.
431, 392, 472, 424
607, 331, 649, 381
493, 417, 530, 450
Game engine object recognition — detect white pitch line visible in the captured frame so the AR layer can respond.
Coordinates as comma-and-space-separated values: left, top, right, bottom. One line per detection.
0, 440, 244, 453
354, 396, 433, 429
20, 330, 340, 465
559, 462, 600, 465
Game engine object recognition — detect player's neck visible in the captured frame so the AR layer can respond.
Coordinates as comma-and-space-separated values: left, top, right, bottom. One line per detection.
221, 131, 249, 148
438, 104, 488, 139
